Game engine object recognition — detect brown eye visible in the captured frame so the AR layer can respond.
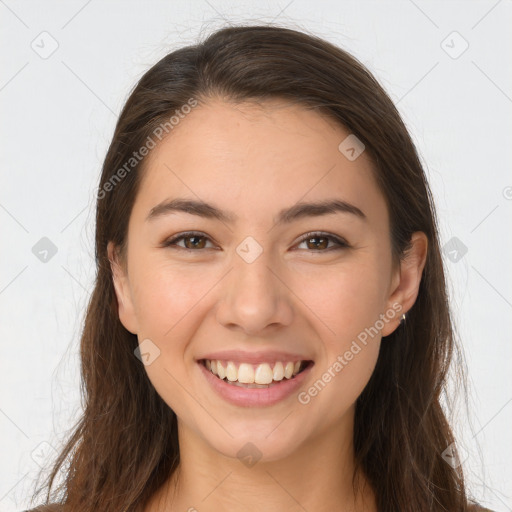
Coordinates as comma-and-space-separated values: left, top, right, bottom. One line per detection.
304, 236, 329, 250
162, 232, 215, 250
296, 232, 349, 252
183, 235, 207, 249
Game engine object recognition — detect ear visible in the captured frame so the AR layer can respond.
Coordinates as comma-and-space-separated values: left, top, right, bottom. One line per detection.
107, 241, 139, 334
381, 231, 428, 337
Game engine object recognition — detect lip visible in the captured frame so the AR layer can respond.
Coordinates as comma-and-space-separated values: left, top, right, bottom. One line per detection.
197, 349, 313, 365
197, 359, 314, 407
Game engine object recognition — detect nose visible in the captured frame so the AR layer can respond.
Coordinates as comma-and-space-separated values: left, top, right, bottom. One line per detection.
215, 250, 294, 335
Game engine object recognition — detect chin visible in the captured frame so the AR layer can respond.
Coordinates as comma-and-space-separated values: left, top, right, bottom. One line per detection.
196, 421, 309, 465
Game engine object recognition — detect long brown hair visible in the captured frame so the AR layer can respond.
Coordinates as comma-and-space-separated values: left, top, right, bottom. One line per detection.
30, 24, 473, 511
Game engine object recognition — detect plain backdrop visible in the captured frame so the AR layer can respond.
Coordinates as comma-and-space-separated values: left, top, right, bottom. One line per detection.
1, 1, 511, 511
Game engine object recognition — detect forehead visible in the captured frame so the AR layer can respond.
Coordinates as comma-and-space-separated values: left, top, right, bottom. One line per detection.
132, 98, 388, 228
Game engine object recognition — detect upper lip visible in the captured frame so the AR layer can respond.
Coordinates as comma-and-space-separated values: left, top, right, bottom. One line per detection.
197, 350, 314, 365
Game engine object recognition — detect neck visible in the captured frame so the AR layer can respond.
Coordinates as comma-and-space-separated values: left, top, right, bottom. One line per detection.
145, 409, 377, 512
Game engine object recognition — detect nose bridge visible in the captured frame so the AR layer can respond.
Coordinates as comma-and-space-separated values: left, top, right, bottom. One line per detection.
216, 239, 293, 333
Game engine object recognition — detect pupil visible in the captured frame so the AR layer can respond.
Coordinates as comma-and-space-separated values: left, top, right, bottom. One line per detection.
309, 237, 327, 250
186, 236, 204, 249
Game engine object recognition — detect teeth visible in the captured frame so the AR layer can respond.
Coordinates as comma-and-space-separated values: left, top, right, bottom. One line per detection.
273, 361, 284, 381
205, 358, 306, 384
284, 362, 294, 379
217, 360, 226, 380
254, 363, 273, 384
226, 361, 237, 382
237, 363, 254, 384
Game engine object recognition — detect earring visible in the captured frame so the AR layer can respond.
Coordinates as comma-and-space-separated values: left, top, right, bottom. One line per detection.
400, 313, 406, 324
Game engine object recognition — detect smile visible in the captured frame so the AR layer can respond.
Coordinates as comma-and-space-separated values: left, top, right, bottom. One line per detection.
202, 359, 308, 386
198, 358, 314, 407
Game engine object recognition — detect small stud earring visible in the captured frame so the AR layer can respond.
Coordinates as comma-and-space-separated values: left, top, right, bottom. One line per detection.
401, 313, 406, 324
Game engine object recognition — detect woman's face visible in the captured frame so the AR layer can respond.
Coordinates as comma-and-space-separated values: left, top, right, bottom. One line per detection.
109, 98, 426, 462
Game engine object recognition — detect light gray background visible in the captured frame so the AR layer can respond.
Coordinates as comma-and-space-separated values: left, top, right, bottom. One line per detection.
1, 1, 511, 511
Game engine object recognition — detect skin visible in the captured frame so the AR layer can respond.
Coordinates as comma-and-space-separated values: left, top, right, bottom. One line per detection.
108, 98, 428, 512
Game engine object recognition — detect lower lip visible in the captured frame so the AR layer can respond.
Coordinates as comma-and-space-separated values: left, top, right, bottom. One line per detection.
197, 361, 314, 407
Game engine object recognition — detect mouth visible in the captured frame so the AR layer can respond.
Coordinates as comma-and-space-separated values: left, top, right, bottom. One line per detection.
199, 358, 314, 388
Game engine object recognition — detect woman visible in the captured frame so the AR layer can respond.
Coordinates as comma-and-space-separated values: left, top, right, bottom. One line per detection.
26, 25, 493, 512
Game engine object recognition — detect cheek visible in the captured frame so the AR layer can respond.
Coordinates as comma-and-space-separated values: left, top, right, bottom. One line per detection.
127, 262, 215, 397
309, 339, 380, 427
130, 261, 211, 338
298, 268, 383, 421
129, 265, 214, 416
294, 262, 385, 407
297, 262, 388, 346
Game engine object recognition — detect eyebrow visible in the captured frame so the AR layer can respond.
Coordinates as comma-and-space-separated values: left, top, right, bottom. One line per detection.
146, 197, 367, 225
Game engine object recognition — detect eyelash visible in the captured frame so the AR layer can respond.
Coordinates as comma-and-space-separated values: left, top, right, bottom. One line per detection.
161, 231, 349, 253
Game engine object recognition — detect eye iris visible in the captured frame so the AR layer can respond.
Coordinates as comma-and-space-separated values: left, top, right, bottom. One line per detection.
175, 234, 340, 251
307, 236, 328, 250
185, 235, 206, 249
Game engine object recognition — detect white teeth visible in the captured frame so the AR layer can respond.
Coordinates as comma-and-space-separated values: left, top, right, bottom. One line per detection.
226, 361, 237, 382
204, 359, 306, 384
254, 363, 273, 384
217, 361, 226, 380
273, 361, 284, 381
237, 363, 255, 384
